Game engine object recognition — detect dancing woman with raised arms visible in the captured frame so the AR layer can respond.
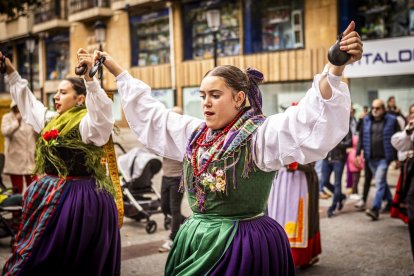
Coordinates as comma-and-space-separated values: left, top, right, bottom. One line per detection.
99, 22, 362, 275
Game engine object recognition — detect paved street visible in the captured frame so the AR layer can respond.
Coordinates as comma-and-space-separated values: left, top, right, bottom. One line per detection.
0, 131, 412, 275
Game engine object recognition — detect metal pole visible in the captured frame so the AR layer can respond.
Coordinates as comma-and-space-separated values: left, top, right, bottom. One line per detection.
99, 43, 104, 88
213, 31, 217, 67
29, 51, 34, 92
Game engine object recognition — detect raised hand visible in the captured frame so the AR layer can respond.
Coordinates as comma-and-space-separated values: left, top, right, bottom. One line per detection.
339, 21, 363, 65
92, 50, 124, 77
76, 48, 94, 81
0, 51, 15, 75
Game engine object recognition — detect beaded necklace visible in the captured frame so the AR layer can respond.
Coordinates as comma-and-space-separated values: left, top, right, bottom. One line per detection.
192, 110, 245, 176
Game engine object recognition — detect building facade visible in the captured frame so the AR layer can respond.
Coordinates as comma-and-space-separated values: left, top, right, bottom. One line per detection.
2, 0, 412, 128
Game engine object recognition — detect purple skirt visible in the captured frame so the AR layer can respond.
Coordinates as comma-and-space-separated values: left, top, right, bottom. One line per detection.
210, 215, 295, 276
3, 176, 120, 276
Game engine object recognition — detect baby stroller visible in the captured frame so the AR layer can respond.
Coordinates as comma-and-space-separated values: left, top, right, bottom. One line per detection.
116, 145, 171, 234
0, 153, 23, 247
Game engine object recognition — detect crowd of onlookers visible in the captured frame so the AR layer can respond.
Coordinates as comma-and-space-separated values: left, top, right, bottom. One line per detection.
317, 96, 413, 221
316, 95, 414, 260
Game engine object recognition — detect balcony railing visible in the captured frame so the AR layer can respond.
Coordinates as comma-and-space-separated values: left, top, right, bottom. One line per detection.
34, 0, 66, 24
69, 0, 110, 14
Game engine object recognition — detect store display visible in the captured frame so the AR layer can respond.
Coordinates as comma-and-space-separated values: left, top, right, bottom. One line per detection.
358, 0, 413, 40
189, 2, 240, 60
261, 6, 303, 51
131, 10, 170, 66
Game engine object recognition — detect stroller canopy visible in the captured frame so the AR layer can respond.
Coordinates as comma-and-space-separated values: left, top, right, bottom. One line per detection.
117, 148, 161, 183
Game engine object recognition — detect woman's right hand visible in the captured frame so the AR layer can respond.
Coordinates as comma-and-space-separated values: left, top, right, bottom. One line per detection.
92, 50, 124, 77
76, 48, 94, 81
0, 51, 16, 74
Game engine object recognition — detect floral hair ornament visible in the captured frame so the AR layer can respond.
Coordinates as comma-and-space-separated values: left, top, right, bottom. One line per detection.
42, 129, 59, 146
246, 67, 264, 114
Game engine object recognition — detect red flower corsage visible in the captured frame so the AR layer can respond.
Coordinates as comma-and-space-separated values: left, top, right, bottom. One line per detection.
42, 129, 59, 145
287, 162, 299, 171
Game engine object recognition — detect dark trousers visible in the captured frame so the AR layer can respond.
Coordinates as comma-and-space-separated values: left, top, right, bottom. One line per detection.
321, 160, 345, 212
161, 176, 185, 240
407, 177, 414, 261
362, 164, 373, 202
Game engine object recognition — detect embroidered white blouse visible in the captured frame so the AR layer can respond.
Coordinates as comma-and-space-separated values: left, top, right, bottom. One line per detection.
116, 70, 351, 172
5, 71, 114, 147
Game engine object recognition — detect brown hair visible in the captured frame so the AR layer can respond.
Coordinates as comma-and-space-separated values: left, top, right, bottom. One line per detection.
204, 65, 265, 112
204, 65, 250, 94
65, 77, 86, 96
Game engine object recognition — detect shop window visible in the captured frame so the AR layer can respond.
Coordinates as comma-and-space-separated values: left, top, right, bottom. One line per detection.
244, 0, 304, 54
152, 89, 175, 109
182, 0, 241, 60
182, 87, 203, 119
260, 82, 309, 115
16, 42, 40, 91
47, 92, 56, 111
130, 9, 170, 67
46, 33, 70, 80
340, 0, 414, 40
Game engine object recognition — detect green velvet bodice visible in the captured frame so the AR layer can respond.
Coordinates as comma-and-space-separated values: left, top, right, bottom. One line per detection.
183, 144, 276, 219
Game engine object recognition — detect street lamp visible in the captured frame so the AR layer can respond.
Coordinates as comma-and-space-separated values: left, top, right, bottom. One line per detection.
25, 33, 36, 92
205, 1, 221, 67
94, 20, 107, 87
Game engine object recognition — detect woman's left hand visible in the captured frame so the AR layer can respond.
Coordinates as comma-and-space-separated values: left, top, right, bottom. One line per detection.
76, 48, 93, 81
340, 21, 363, 66
328, 21, 363, 76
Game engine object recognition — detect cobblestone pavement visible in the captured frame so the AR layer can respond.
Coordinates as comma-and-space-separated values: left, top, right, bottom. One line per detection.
0, 130, 412, 275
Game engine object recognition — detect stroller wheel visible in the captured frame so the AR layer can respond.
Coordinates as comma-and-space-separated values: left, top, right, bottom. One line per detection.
164, 216, 172, 230
146, 220, 157, 234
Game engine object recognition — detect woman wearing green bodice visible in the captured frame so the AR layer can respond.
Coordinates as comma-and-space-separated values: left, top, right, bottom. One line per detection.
97, 21, 362, 275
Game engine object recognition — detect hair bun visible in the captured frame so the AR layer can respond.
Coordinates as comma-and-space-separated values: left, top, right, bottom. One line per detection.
246, 67, 264, 84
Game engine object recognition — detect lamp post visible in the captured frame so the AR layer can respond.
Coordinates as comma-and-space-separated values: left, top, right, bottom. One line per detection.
205, 1, 221, 67
94, 20, 107, 88
25, 33, 36, 92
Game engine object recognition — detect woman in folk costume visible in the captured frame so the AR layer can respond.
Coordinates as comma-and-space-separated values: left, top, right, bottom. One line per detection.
0, 49, 120, 275
268, 162, 321, 268
267, 102, 321, 268
99, 22, 362, 275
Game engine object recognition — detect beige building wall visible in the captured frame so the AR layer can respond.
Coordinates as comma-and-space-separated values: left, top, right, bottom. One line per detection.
0, 0, 339, 127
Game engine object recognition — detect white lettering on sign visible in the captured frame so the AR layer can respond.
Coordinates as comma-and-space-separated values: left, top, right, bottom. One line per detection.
344, 36, 414, 78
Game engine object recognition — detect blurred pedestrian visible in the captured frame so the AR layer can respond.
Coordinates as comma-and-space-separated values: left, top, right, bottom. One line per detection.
390, 104, 414, 223
391, 112, 414, 260
387, 96, 406, 129
1, 100, 36, 194
347, 135, 364, 199
321, 128, 352, 218
357, 99, 400, 220
346, 107, 358, 195
159, 106, 186, 253
268, 162, 321, 268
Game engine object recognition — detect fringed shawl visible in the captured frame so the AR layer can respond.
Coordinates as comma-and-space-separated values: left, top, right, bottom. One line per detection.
181, 108, 266, 212
35, 106, 114, 195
